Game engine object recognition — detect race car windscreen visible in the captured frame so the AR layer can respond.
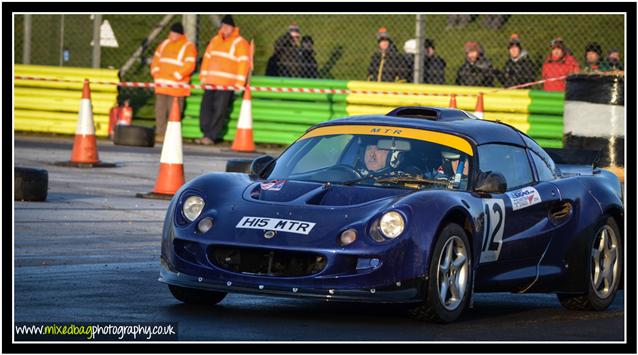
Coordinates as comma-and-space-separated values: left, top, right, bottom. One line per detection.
266, 127, 473, 190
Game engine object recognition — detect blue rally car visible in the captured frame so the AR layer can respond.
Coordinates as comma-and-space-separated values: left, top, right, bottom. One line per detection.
159, 106, 624, 322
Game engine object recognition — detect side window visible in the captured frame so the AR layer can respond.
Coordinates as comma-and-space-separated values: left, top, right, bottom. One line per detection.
291, 135, 353, 173
530, 150, 557, 182
520, 134, 558, 180
478, 144, 533, 191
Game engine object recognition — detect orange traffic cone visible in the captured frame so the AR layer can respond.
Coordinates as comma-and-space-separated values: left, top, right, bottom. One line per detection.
55, 79, 115, 168
474, 92, 485, 119
449, 93, 457, 108
230, 84, 256, 152
137, 97, 184, 200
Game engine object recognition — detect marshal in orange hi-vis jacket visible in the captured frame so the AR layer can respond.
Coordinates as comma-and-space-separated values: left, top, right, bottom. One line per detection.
200, 26, 250, 87
150, 31, 197, 97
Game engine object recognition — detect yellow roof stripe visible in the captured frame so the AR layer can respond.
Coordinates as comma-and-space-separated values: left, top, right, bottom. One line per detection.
299, 125, 474, 156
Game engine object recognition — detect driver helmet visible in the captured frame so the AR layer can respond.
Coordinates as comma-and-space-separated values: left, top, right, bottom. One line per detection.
441, 150, 461, 160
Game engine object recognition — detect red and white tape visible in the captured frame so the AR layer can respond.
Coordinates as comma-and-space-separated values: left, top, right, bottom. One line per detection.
15, 73, 598, 96
14, 75, 479, 97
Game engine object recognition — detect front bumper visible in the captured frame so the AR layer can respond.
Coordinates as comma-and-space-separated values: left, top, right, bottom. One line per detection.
159, 257, 426, 303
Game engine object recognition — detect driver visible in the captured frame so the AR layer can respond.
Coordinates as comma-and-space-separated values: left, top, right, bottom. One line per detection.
364, 143, 390, 172
356, 138, 421, 179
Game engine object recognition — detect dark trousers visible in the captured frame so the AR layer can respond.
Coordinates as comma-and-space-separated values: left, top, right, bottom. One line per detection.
199, 90, 234, 141
155, 94, 184, 137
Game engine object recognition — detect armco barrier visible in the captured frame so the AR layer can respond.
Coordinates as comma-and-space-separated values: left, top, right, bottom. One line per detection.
184, 76, 564, 147
13, 69, 564, 147
14, 65, 119, 137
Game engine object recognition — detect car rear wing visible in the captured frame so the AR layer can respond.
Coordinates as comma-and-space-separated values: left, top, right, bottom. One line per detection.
544, 148, 602, 169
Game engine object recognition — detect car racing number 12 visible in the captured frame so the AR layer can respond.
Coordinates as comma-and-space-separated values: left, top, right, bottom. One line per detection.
480, 199, 505, 263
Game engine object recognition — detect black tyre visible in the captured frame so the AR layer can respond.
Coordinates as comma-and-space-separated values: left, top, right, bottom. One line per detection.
15, 167, 48, 202
557, 217, 622, 311
225, 158, 254, 173
113, 125, 155, 147
168, 284, 227, 306
409, 223, 472, 323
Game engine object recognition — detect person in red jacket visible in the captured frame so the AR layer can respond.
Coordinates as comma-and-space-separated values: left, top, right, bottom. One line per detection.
150, 22, 197, 143
541, 37, 580, 92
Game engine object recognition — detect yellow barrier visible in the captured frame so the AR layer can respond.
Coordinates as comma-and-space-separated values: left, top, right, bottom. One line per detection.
15, 109, 109, 124
13, 65, 119, 137
14, 87, 117, 102
15, 64, 120, 80
347, 81, 531, 98
346, 104, 532, 134
14, 79, 116, 93
346, 93, 531, 113
15, 96, 114, 115
14, 117, 109, 136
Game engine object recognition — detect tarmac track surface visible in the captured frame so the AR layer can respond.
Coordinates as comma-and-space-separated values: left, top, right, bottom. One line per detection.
13, 135, 625, 342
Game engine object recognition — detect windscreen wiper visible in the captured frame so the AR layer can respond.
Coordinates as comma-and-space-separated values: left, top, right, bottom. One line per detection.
376, 176, 450, 186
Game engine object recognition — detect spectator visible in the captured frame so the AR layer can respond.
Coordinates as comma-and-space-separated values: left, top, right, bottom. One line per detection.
446, 15, 475, 29
482, 15, 510, 29
541, 37, 580, 92
149, 22, 197, 143
603, 48, 623, 71
299, 35, 319, 78
423, 39, 446, 84
402, 39, 415, 83
265, 42, 281, 76
582, 42, 610, 73
455, 41, 495, 87
270, 23, 304, 77
495, 34, 536, 87
367, 28, 410, 83
197, 15, 250, 145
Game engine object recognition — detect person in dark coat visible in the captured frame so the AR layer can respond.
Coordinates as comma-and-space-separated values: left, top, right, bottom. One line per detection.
603, 48, 623, 71
299, 35, 319, 78
495, 34, 537, 87
582, 42, 610, 73
367, 28, 410, 83
455, 41, 495, 87
423, 39, 446, 84
269, 23, 304, 77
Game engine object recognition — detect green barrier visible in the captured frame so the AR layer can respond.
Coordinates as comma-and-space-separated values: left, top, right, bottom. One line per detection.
529, 90, 565, 101
527, 114, 564, 125
184, 99, 348, 117
528, 99, 565, 115
250, 76, 349, 89
534, 139, 563, 148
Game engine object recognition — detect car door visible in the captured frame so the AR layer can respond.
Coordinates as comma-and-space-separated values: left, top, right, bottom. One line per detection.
474, 143, 560, 291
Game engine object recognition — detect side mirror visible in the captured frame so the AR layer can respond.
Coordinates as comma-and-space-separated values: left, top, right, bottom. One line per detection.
474, 171, 507, 194
250, 155, 275, 177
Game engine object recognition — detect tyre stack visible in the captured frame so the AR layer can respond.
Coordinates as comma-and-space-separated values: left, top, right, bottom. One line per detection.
15, 167, 48, 202
563, 74, 624, 182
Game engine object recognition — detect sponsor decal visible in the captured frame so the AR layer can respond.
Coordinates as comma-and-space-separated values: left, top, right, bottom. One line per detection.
236, 216, 316, 235
506, 187, 542, 211
260, 180, 286, 191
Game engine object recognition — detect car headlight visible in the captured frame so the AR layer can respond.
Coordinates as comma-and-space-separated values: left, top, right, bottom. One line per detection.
379, 211, 405, 239
182, 195, 205, 222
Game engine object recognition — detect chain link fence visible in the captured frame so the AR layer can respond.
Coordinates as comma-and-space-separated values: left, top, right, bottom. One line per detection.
14, 13, 625, 116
